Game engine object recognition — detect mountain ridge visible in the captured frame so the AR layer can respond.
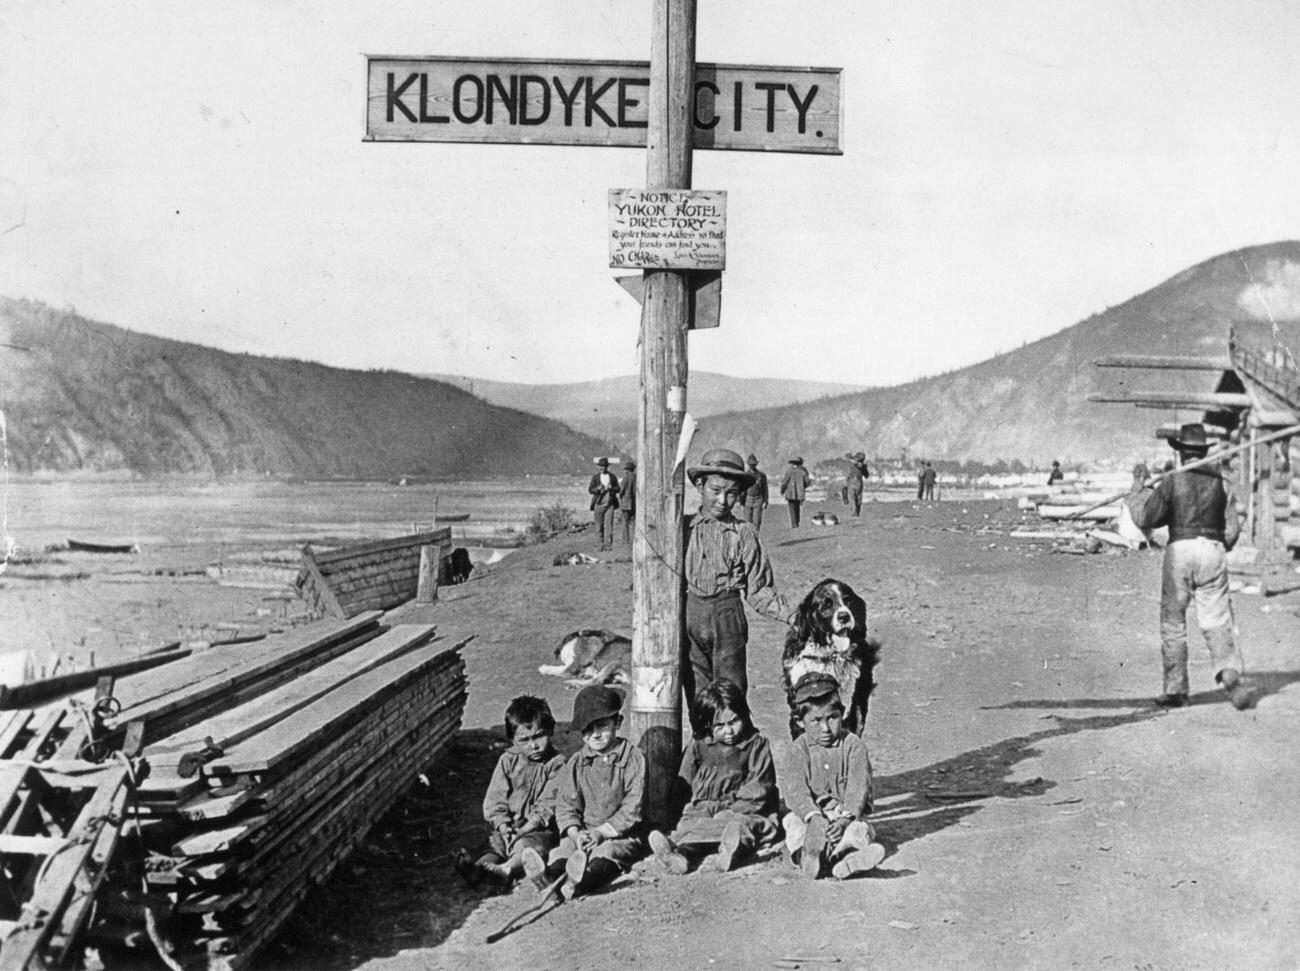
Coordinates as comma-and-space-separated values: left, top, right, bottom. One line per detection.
0, 299, 607, 477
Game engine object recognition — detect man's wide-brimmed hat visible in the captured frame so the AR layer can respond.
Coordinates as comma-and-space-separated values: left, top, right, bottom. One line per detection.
596, 457, 610, 467
572, 685, 625, 733
624, 459, 636, 471
688, 448, 756, 489
854, 451, 866, 461
746, 453, 759, 465
789, 457, 804, 465
1171, 423, 1210, 452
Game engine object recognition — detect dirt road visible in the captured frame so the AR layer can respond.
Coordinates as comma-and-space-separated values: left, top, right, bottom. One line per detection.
260, 498, 1300, 971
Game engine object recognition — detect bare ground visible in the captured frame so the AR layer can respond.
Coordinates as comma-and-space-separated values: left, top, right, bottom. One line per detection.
274, 499, 1300, 971
8, 496, 1300, 969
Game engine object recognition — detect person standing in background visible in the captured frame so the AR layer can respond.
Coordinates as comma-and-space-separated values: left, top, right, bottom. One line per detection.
619, 460, 637, 545
742, 454, 769, 532
844, 452, 869, 517
588, 458, 620, 552
780, 457, 812, 528
921, 462, 937, 501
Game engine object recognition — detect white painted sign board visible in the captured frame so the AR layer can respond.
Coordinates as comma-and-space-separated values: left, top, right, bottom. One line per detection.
609, 190, 726, 271
365, 57, 842, 155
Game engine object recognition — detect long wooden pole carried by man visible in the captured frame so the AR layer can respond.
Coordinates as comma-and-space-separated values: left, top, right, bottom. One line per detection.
630, 0, 697, 828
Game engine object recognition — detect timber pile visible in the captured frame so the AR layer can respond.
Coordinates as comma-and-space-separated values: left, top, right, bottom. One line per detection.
296, 529, 453, 619
0, 615, 470, 971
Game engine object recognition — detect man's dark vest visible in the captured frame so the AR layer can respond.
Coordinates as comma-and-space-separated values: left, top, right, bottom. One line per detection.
1165, 468, 1228, 544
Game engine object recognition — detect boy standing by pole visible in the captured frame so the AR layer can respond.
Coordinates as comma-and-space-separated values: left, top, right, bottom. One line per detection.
683, 448, 790, 733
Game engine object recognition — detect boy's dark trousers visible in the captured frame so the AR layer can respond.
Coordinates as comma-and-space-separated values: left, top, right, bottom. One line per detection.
787, 499, 803, 527
744, 503, 764, 532
683, 590, 748, 733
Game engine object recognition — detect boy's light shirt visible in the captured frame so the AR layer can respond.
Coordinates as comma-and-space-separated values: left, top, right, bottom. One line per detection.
684, 507, 790, 622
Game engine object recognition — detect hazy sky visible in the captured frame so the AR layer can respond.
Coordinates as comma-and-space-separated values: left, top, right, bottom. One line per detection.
4, 0, 1300, 386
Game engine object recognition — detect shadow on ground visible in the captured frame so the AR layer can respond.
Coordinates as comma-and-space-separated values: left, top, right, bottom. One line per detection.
980, 668, 1300, 712
873, 708, 1165, 850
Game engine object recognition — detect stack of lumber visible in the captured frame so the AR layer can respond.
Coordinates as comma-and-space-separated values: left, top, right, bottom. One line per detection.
0, 614, 470, 971
90, 622, 468, 970
296, 530, 453, 619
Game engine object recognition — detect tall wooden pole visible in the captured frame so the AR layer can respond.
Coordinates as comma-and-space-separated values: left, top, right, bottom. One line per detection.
630, 0, 696, 828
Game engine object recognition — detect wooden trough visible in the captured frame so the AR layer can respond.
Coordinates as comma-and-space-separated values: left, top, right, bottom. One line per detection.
295, 529, 454, 619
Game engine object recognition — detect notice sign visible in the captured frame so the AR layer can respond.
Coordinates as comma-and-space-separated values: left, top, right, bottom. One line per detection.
365, 57, 841, 155
609, 189, 726, 271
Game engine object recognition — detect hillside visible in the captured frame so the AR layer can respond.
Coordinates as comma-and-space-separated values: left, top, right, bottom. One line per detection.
425, 372, 866, 448
690, 241, 1300, 468
0, 299, 607, 477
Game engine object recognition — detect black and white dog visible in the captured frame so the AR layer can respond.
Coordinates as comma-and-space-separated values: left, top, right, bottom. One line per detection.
781, 578, 880, 738
538, 629, 633, 688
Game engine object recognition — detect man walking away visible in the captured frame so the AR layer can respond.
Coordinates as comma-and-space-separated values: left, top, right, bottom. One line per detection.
1126, 423, 1254, 710
780, 457, 811, 528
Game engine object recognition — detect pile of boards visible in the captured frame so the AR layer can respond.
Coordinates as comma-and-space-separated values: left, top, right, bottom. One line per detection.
0, 612, 469, 971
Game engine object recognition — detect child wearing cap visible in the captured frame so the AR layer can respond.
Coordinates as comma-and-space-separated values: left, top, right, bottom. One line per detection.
455, 696, 565, 889
684, 448, 790, 734
539, 684, 645, 899
782, 672, 886, 880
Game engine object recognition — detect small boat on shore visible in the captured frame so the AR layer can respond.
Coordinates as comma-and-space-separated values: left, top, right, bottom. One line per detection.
67, 538, 138, 554
436, 513, 471, 522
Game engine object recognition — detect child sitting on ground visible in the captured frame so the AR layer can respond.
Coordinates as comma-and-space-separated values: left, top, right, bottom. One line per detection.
454, 695, 564, 888
648, 678, 780, 874
782, 672, 887, 880
535, 684, 645, 899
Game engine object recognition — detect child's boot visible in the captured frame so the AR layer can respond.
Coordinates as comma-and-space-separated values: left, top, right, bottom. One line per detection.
574, 857, 621, 896
716, 821, 746, 872
520, 848, 548, 892
800, 815, 828, 879
831, 842, 887, 880
649, 830, 690, 875
452, 848, 480, 888
560, 849, 588, 900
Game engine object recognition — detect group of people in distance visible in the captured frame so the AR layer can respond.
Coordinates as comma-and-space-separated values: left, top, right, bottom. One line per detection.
456, 446, 886, 902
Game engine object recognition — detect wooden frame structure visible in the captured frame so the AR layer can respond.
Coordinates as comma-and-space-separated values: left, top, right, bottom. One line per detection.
295, 529, 453, 619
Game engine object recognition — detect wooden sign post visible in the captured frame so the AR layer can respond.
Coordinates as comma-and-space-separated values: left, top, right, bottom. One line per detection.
630, 0, 697, 829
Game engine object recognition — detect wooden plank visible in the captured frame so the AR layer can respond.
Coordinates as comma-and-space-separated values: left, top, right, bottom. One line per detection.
19, 709, 66, 759
296, 549, 347, 618
1086, 391, 1252, 407
143, 625, 436, 772
0, 765, 126, 971
0, 650, 190, 711
0, 833, 65, 855
1092, 354, 1231, 371
0, 711, 34, 758
107, 613, 382, 735
48, 783, 130, 963
204, 640, 467, 774
309, 530, 450, 566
